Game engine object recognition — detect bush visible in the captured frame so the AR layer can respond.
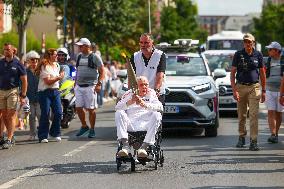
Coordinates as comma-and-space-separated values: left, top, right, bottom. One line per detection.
0, 29, 59, 56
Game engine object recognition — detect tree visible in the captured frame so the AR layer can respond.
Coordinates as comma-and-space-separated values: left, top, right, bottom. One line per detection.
160, 0, 207, 43
253, 3, 284, 53
3, 0, 45, 59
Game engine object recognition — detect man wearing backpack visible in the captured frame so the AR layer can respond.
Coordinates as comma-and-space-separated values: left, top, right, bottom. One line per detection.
74, 38, 104, 138
230, 33, 266, 151
265, 41, 283, 143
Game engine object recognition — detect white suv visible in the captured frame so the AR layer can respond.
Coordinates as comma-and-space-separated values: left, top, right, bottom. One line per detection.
159, 40, 226, 137
204, 50, 237, 112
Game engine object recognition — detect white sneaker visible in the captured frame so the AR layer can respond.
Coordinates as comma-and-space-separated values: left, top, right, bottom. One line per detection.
40, 139, 48, 143
50, 137, 61, 142
117, 149, 129, 157
137, 149, 148, 158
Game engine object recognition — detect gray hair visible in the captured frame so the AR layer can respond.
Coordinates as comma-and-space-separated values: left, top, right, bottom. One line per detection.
136, 76, 149, 83
26, 50, 40, 60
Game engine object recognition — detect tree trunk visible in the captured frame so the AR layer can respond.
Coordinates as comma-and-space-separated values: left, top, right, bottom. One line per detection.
18, 0, 26, 60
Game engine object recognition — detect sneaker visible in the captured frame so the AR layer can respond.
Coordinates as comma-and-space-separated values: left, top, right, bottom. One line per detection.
88, 129, 96, 138
76, 126, 90, 136
50, 137, 61, 142
2, 140, 14, 149
117, 142, 130, 157
40, 139, 48, 143
267, 135, 278, 143
137, 149, 148, 158
236, 136, 245, 148
249, 140, 260, 151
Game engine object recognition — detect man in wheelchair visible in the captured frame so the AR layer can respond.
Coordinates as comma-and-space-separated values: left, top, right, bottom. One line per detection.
115, 76, 163, 159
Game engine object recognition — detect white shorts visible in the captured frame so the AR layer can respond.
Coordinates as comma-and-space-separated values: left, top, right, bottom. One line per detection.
74, 85, 97, 109
265, 90, 284, 112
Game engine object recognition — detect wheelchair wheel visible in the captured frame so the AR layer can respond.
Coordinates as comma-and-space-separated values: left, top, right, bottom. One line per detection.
154, 153, 159, 170
116, 159, 122, 171
159, 150, 164, 167
130, 158, 135, 172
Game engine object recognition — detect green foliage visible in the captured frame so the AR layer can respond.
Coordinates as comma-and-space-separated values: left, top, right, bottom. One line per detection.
51, 0, 156, 58
160, 0, 207, 44
45, 35, 60, 50
0, 31, 18, 49
253, 3, 284, 53
0, 30, 59, 54
3, 0, 45, 58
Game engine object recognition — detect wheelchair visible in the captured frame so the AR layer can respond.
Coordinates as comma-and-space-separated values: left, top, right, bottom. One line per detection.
116, 124, 164, 172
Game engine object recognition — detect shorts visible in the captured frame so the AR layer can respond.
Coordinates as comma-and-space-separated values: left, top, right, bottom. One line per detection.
265, 90, 284, 112
74, 85, 97, 109
0, 88, 19, 110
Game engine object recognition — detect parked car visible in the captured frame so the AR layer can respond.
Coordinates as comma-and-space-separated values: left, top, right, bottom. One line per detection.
204, 50, 237, 113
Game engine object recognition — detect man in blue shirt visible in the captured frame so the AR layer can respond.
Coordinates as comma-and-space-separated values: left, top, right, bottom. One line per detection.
230, 33, 266, 151
0, 43, 27, 149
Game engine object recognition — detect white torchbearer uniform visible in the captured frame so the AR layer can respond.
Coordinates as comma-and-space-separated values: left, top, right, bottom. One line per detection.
115, 88, 163, 145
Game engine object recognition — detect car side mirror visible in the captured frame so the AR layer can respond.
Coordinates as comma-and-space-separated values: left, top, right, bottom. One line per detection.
213, 68, 227, 80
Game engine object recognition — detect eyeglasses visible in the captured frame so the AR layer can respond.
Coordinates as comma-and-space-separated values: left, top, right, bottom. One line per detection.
30, 58, 39, 61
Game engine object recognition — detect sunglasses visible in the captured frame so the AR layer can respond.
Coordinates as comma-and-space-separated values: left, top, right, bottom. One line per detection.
57, 54, 66, 57
30, 58, 39, 61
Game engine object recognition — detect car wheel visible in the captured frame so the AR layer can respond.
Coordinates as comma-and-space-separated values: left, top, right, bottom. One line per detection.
205, 114, 219, 137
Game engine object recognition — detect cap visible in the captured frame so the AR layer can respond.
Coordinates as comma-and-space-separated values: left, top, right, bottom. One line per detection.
243, 33, 255, 42
57, 47, 70, 60
265, 41, 282, 51
26, 50, 40, 60
75, 38, 91, 46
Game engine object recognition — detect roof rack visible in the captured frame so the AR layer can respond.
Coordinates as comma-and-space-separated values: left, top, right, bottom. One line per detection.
156, 39, 201, 53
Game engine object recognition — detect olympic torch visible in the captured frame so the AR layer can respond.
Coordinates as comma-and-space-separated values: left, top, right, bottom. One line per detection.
121, 52, 139, 94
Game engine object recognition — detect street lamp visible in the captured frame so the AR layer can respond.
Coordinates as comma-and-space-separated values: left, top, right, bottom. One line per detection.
148, 0, 151, 33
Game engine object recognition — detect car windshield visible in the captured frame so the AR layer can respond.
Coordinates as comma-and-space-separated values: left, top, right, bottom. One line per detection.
166, 56, 207, 76
205, 54, 233, 72
208, 40, 243, 50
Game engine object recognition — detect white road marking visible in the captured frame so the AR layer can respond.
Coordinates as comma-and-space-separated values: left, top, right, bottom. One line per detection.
0, 168, 45, 189
0, 141, 97, 188
63, 141, 96, 157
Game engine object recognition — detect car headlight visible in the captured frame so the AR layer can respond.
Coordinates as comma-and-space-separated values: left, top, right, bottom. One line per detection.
192, 83, 211, 94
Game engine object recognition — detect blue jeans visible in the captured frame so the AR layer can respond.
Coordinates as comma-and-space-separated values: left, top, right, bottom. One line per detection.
38, 89, 62, 140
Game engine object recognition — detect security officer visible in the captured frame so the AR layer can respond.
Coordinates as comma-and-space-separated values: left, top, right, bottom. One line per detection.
0, 43, 27, 149
230, 33, 266, 151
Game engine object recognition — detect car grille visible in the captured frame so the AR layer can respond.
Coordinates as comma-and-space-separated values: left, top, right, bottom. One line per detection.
163, 106, 203, 119
165, 91, 193, 103
219, 103, 237, 108
219, 85, 233, 96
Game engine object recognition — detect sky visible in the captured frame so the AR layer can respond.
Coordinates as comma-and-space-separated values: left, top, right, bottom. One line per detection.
193, 0, 263, 16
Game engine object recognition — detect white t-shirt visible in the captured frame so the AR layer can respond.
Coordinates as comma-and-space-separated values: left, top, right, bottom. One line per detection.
38, 62, 60, 91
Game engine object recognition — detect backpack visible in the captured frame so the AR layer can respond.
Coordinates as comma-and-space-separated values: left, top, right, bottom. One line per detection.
76, 53, 97, 69
265, 56, 284, 78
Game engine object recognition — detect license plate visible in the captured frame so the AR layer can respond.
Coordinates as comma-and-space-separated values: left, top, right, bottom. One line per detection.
220, 99, 232, 104
164, 106, 179, 113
